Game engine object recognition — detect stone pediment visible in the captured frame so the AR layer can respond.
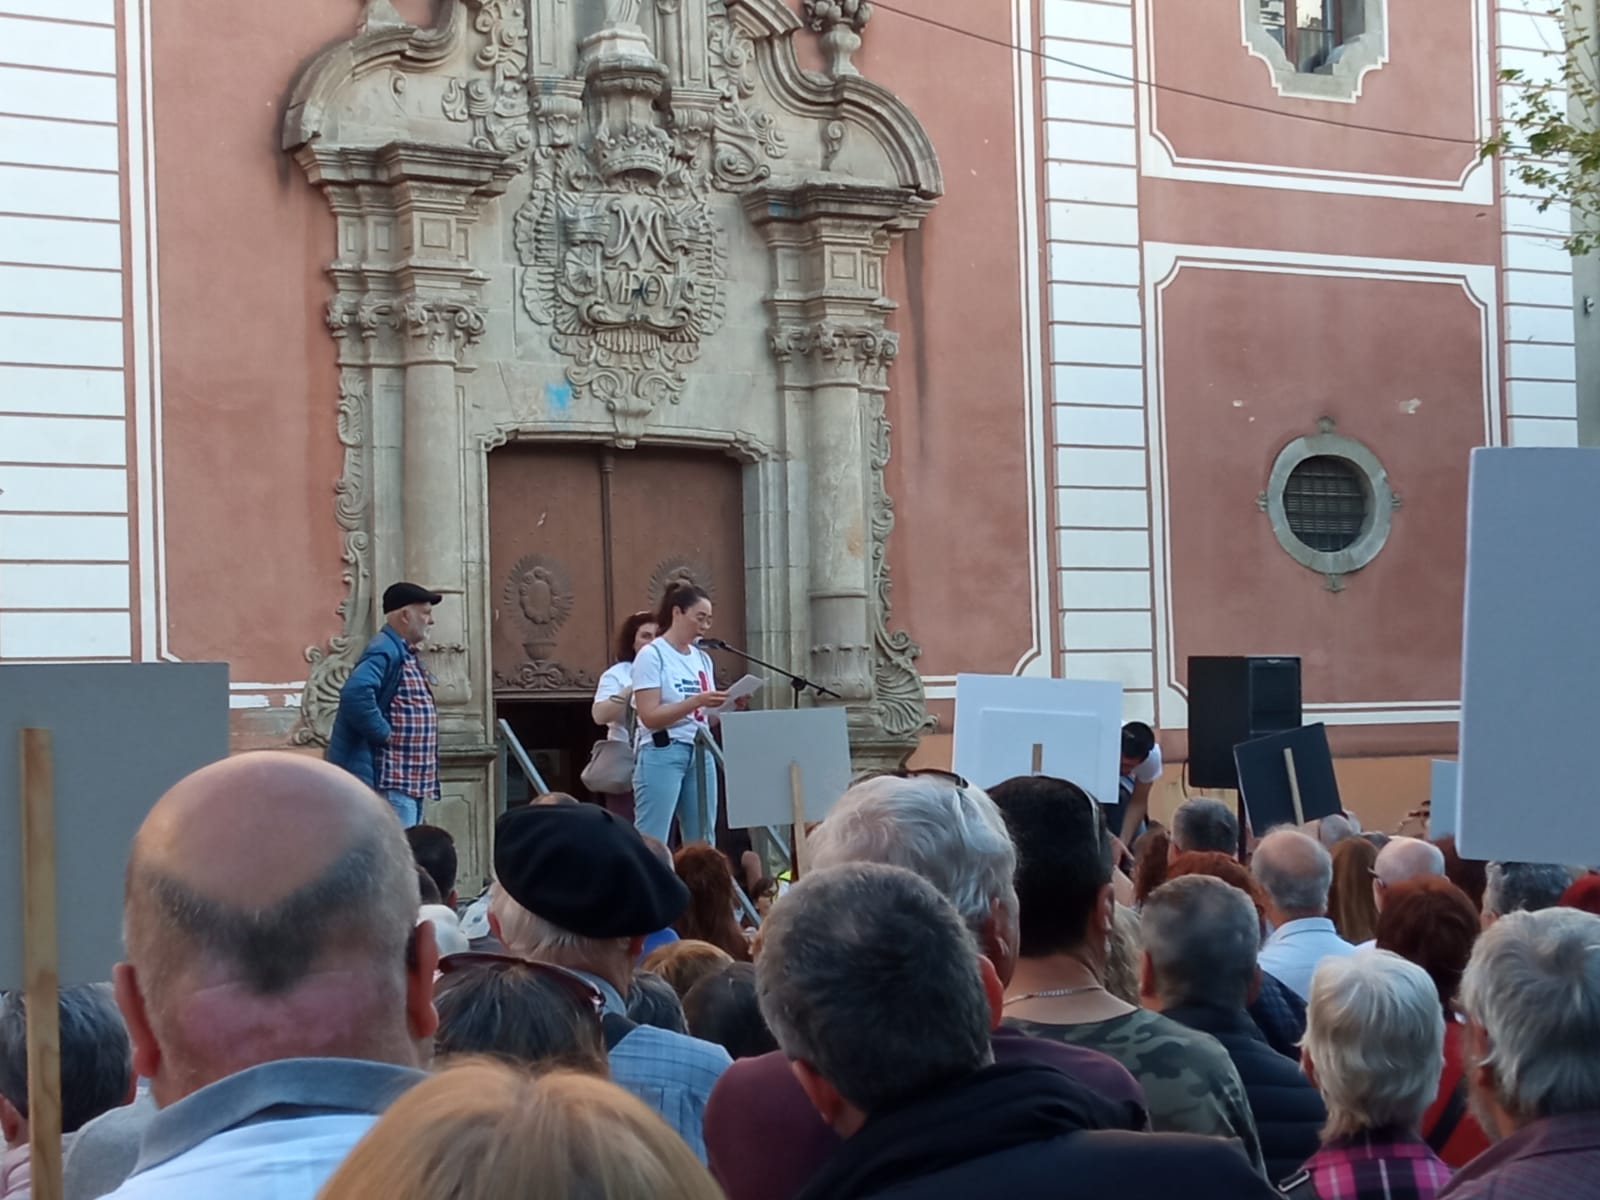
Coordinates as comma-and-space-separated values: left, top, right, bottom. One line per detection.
284, 0, 941, 199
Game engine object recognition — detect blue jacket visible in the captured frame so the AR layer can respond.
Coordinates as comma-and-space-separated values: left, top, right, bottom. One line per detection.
326, 626, 409, 787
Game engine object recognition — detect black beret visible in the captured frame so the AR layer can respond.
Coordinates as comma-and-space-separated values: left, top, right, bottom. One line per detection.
383, 581, 444, 613
494, 804, 689, 939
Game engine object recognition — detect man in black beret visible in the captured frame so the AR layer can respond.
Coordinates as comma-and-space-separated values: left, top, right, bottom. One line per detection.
326, 581, 444, 827
489, 804, 731, 1160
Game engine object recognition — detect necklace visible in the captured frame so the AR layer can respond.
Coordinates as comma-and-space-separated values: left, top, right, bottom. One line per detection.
1002, 984, 1102, 1006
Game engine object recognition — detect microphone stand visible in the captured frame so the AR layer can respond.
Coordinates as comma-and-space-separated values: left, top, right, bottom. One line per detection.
699, 638, 842, 709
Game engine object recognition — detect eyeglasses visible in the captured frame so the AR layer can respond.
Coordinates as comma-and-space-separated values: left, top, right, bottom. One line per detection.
1368, 869, 1388, 889
435, 952, 607, 1020
851, 766, 972, 789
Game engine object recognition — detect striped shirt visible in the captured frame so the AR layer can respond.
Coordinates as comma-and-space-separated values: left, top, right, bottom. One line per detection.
376, 650, 439, 801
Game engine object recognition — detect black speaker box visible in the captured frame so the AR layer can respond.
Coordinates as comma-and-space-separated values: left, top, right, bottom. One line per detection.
1186, 656, 1303, 789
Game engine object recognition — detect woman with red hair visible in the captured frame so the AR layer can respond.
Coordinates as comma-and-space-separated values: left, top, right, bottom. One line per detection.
1374, 875, 1488, 1168
1559, 872, 1600, 915
671, 845, 751, 962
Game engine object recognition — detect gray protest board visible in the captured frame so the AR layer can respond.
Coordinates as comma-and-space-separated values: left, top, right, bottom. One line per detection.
719, 707, 852, 829
952, 675, 1121, 805
2, 663, 229, 989
1428, 759, 1459, 840
1457, 448, 1600, 864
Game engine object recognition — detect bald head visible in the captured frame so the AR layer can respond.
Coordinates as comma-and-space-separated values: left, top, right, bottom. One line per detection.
119, 753, 427, 1100
1373, 837, 1445, 913
1251, 828, 1334, 921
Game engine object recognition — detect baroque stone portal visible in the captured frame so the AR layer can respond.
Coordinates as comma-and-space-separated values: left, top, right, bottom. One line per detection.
283, 0, 942, 875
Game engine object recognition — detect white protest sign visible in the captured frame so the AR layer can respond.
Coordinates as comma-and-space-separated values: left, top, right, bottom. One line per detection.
953, 674, 1122, 805
1428, 759, 1459, 841
719, 707, 853, 830
1457, 447, 1600, 864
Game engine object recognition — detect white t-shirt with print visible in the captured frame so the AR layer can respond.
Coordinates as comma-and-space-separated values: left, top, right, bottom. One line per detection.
630, 638, 715, 746
595, 661, 634, 744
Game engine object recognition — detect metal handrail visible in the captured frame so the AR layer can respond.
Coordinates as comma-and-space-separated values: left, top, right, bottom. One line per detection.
497, 718, 551, 796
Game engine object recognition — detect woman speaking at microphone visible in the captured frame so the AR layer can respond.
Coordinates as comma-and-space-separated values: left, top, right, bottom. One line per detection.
631, 583, 727, 845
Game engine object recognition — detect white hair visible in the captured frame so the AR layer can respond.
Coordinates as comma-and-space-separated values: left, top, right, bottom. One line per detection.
808, 775, 1017, 936
487, 882, 594, 958
1303, 950, 1444, 1141
1460, 908, 1600, 1123
1374, 837, 1445, 887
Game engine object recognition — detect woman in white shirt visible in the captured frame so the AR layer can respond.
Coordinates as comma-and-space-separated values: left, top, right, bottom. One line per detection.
589, 611, 658, 821
631, 584, 727, 845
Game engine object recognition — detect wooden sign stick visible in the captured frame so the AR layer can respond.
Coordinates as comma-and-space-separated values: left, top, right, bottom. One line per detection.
1030, 743, 1044, 775
21, 729, 63, 1200
789, 761, 808, 880
1283, 746, 1306, 827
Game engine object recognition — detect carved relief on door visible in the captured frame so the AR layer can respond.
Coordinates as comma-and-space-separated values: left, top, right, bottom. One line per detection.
488, 444, 746, 699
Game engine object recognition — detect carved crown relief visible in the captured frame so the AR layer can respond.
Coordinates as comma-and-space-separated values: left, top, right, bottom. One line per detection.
493, 2, 787, 446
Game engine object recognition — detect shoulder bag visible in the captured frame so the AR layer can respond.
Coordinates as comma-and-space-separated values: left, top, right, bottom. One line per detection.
581, 684, 636, 795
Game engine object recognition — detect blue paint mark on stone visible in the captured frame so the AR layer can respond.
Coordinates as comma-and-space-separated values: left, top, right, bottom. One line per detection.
545, 380, 573, 411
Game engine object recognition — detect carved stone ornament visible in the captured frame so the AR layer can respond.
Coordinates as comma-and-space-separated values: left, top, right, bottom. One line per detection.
512, 5, 786, 447
492, 660, 598, 691
440, 0, 533, 161
294, 370, 373, 745
503, 553, 575, 659
804, 0, 872, 78
648, 556, 716, 607
770, 320, 900, 388
866, 390, 935, 739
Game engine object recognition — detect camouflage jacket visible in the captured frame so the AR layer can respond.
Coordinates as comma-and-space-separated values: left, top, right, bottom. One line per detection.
1005, 1008, 1266, 1178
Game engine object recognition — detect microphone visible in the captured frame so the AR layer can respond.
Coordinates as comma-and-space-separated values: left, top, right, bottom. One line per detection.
696, 637, 731, 651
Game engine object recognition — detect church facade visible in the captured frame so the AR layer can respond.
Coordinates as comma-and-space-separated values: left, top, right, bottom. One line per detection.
0, 0, 1582, 877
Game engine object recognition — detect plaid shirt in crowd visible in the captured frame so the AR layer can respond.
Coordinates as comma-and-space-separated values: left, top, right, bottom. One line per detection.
1437, 1112, 1600, 1199
376, 649, 439, 802
1289, 1127, 1452, 1200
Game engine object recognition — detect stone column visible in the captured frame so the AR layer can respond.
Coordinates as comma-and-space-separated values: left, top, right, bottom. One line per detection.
747, 183, 935, 765
399, 297, 485, 711
802, 346, 874, 700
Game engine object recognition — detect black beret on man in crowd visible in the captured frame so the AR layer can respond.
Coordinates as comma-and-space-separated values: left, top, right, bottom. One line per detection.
494, 803, 690, 939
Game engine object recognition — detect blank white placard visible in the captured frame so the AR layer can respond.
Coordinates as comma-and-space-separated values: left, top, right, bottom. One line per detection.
953, 674, 1122, 805
719, 707, 853, 830
1457, 447, 1600, 864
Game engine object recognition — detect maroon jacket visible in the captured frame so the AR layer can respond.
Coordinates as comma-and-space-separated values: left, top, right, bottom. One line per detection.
704, 1026, 1148, 1200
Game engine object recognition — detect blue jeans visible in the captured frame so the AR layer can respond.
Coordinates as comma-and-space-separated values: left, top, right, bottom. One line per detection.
633, 739, 717, 845
385, 789, 421, 828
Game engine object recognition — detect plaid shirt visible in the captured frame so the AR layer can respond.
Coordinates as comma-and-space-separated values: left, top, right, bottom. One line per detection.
376, 649, 439, 801
1289, 1128, 1452, 1199
1438, 1112, 1600, 1199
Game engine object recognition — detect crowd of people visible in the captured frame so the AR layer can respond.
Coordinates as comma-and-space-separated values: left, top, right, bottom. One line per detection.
3, 744, 1600, 1200
4, 584, 1599, 1197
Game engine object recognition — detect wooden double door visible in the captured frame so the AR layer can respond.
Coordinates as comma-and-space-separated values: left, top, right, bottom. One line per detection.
488, 444, 747, 706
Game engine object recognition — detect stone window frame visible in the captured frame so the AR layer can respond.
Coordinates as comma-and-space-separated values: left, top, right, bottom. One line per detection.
1242, 0, 1390, 103
1259, 421, 1399, 591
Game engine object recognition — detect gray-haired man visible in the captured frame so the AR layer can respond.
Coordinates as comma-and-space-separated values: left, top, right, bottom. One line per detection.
1441, 908, 1600, 1197
762, 863, 1278, 1200
1253, 829, 1356, 1000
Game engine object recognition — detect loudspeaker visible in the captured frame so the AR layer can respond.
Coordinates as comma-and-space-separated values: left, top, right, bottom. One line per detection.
1186, 656, 1302, 789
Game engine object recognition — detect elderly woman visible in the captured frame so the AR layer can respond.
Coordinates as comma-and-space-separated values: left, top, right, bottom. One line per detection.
1288, 950, 1453, 1198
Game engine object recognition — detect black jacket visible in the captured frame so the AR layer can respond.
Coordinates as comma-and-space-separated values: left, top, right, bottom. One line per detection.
794, 1061, 1281, 1200
1163, 1001, 1326, 1182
